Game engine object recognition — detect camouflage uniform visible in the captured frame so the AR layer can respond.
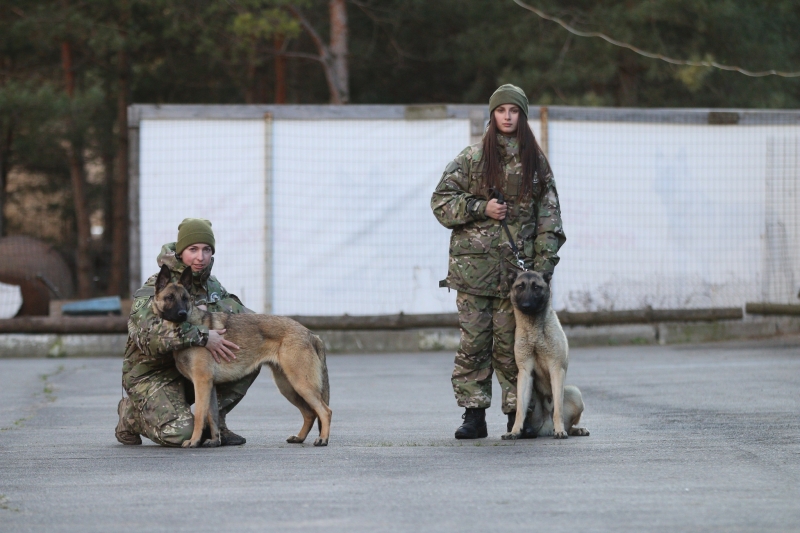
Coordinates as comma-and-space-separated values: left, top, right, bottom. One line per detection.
431, 134, 565, 414
119, 243, 259, 446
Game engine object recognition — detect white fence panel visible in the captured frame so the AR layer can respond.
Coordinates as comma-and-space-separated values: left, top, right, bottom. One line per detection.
139, 119, 268, 312
552, 122, 798, 310
133, 106, 800, 316
271, 119, 467, 315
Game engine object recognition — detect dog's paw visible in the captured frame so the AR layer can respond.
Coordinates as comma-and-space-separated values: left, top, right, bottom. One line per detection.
286, 435, 304, 444
313, 437, 328, 447
501, 432, 519, 441
201, 438, 221, 448
181, 440, 200, 448
570, 427, 590, 437
553, 430, 568, 439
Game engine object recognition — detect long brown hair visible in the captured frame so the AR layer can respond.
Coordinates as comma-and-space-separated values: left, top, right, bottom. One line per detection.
479, 111, 546, 201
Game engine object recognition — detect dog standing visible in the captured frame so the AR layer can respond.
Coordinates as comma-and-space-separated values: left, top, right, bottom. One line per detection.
502, 270, 589, 440
152, 264, 331, 448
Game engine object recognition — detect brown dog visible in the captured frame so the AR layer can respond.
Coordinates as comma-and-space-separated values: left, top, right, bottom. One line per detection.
153, 264, 331, 448
502, 270, 589, 440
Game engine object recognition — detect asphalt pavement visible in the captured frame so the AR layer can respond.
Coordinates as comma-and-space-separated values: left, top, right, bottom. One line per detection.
1, 337, 799, 532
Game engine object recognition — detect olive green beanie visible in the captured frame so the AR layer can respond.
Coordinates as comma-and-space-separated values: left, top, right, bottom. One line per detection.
489, 84, 529, 117
176, 218, 215, 254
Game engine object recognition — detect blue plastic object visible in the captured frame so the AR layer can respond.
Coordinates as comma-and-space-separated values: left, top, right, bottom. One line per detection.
61, 296, 122, 316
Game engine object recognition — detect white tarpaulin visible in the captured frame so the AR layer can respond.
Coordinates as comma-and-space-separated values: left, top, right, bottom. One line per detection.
271, 119, 468, 315
136, 107, 799, 315
551, 123, 798, 310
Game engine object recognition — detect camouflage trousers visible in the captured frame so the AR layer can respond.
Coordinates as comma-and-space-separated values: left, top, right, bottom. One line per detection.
121, 366, 260, 447
452, 291, 518, 414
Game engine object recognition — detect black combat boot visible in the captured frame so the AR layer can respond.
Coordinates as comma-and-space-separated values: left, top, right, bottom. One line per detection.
220, 428, 246, 446
507, 411, 537, 439
455, 408, 488, 439
218, 413, 246, 446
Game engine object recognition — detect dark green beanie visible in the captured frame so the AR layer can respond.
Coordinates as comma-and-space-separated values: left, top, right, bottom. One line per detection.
489, 84, 529, 117
176, 218, 215, 255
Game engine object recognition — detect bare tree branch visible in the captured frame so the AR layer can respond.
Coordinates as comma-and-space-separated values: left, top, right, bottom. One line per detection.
279, 51, 325, 63
287, 5, 330, 62
287, 3, 348, 103
350, 0, 425, 62
513, 0, 800, 78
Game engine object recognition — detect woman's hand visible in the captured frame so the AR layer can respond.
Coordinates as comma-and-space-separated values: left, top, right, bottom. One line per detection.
206, 329, 239, 363
485, 198, 508, 221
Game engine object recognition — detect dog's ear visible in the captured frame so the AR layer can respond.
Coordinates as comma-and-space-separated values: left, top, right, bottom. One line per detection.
542, 271, 553, 285
507, 268, 520, 290
154, 264, 171, 295
179, 265, 193, 290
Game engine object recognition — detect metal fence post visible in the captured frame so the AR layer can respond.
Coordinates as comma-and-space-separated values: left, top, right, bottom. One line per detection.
127, 106, 141, 297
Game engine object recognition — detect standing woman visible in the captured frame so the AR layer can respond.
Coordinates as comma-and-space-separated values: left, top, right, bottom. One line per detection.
431, 84, 565, 439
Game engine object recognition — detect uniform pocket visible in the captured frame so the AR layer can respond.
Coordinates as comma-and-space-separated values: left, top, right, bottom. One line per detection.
523, 239, 535, 260
450, 225, 495, 255
519, 222, 537, 259
506, 173, 522, 198
449, 251, 495, 291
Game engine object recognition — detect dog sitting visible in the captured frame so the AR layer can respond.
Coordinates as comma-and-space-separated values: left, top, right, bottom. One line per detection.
502, 270, 589, 440
153, 264, 331, 448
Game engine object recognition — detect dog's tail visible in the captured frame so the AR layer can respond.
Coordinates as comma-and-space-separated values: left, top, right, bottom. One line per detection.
311, 334, 330, 405
310, 334, 330, 433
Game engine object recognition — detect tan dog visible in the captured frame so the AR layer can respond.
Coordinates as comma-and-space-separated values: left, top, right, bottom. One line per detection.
502, 270, 589, 440
153, 265, 331, 448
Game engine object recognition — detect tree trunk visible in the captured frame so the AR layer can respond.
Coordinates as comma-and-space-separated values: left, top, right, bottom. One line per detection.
244, 60, 256, 104
288, 3, 349, 104
66, 144, 93, 298
0, 122, 11, 237
60, 41, 75, 97
328, 0, 349, 103
101, 148, 114, 261
274, 36, 287, 103
61, 39, 93, 298
107, 3, 129, 296
616, 52, 641, 107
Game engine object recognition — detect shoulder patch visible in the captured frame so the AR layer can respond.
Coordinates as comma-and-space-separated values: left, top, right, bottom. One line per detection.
131, 297, 148, 313
445, 160, 460, 174
133, 286, 155, 298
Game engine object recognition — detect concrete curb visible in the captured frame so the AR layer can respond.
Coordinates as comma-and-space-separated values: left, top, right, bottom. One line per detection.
0, 333, 128, 358
2, 315, 799, 357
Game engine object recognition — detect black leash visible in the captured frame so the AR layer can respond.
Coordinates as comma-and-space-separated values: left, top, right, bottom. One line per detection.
489, 188, 527, 271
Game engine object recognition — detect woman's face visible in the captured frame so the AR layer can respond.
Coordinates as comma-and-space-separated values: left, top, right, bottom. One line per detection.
180, 243, 213, 272
493, 104, 520, 135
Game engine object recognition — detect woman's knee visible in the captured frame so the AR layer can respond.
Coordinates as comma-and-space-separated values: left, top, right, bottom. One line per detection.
138, 389, 194, 447
155, 418, 194, 447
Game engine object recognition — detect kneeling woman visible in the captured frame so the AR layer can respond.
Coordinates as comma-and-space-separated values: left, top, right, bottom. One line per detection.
116, 218, 258, 446
431, 84, 566, 439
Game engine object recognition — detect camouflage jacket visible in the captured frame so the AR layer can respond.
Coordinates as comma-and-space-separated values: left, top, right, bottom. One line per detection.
122, 243, 248, 390
431, 134, 565, 298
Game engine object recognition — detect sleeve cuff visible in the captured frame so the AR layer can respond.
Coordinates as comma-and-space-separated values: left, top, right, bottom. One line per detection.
197, 325, 210, 347
469, 199, 488, 220
533, 258, 557, 273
